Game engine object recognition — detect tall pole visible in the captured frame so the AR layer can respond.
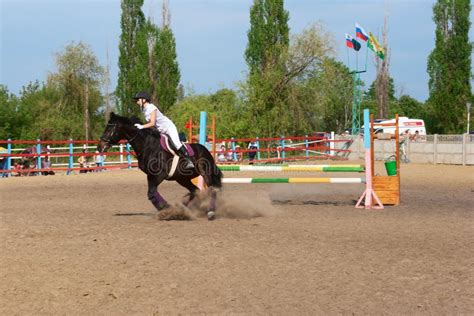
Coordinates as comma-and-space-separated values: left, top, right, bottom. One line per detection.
467, 102, 471, 134
349, 44, 368, 136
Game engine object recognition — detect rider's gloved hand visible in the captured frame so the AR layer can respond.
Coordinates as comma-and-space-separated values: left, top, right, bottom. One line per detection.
134, 124, 145, 129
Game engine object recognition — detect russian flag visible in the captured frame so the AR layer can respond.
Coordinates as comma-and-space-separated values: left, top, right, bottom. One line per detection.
345, 34, 354, 49
355, 23, 369, 42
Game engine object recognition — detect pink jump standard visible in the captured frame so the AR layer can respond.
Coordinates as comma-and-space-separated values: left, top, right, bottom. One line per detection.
356, 109, 384, 209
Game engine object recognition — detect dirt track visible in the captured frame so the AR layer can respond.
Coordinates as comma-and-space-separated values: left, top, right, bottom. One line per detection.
1, 162, 473, 314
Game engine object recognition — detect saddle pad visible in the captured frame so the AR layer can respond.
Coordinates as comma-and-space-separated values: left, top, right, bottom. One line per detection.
160, 135, 194, 156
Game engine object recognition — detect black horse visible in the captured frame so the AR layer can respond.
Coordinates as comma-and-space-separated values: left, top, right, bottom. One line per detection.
97, 113, 222, 220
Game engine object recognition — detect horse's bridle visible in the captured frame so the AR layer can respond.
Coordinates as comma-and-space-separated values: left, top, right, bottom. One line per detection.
100, 123, 139, 145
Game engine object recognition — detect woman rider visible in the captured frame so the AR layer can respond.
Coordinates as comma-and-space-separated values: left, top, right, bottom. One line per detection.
133, 91, 194, 169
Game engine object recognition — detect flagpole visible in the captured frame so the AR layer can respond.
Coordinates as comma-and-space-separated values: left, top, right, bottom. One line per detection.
364, 39, 369, 72
346, 47, 351, 70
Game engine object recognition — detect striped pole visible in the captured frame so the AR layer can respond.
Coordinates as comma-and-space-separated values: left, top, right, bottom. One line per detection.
223, 177, 365, 184
36, 139, 42, 176
305, 135, 309, 159
67, 138, 73, 175
6, 139, 12, 177
256, 137, 261, 161
197, 111, 207, 190
281, 136, 286, 160
218, 165, 364, 172
126, 143, 132, 169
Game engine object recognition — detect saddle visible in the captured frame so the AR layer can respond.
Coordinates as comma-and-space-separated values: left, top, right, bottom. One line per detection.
159, 134, 195, 179
159, 134, 194, 157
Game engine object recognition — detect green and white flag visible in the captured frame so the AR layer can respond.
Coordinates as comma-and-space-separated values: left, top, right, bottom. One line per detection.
368, 32, 385, 60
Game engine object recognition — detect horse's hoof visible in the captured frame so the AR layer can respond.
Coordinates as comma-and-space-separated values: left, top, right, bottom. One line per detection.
158, 202, 170, 211
207, 211, 216, 221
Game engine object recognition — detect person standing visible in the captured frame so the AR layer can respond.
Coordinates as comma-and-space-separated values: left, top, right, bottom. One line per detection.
399, 130, 410, 163
248, 141, 258, 164
133, 91, 194, 169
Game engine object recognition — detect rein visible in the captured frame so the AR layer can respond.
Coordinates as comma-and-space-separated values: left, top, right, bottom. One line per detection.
100, 122, 139, 144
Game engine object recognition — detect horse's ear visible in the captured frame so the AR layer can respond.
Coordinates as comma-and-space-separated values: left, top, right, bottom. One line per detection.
110, 112, 116, 118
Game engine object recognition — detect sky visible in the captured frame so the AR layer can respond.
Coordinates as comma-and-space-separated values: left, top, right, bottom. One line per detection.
1, 0, 473, 102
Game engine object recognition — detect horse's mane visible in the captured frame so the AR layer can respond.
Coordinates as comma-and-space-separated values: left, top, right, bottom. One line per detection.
110, 113, 161, 139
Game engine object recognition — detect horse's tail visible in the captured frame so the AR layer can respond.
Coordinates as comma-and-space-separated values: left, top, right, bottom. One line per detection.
194, 143, 223, 189
211, 164, 223, 189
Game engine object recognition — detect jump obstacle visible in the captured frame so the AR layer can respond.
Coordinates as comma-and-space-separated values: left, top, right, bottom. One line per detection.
218, 164, 364, 172
194, 109, 400, 209
222, 177, 364, 184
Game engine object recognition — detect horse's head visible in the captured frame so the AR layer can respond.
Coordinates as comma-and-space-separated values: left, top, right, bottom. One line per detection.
97, 112, 131, 152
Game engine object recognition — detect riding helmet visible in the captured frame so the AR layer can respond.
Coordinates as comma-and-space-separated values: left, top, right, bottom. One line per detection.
133, 91, 151, 102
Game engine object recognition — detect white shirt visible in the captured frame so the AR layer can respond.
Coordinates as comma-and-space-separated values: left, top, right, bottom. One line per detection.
142, 103, 174, 133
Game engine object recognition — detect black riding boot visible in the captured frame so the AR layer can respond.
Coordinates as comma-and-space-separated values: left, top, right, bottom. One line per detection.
177, 146, 195, 169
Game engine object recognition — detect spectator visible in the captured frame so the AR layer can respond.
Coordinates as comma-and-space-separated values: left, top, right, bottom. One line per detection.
235, 145, 243, 162
225, 147, 234, 162
217, 145, 227, 163
78, 150, 89, 173
0, 146, 6, 178
94, 150, 105, 172
13, 162, 23, 177
0, 158, 6, 178
399, 130, 410, 163
248, 141, 258, 164
42, 156, 55, 176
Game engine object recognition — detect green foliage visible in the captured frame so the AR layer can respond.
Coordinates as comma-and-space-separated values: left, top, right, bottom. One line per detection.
154, 26, 181, 113
427, 0, 472, 133
362, 77, 397, 119
301, 59, 353, 133
116, 0, 146, 116
169, 89, 249, 139
245, 0, 289, 75
392, 95, 425, 118
245, 0, 290, 137
48, 42, 105, 140
0, 85, 19, 139
1, 42, 105, 141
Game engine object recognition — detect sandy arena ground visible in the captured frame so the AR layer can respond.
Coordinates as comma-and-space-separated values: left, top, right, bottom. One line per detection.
1, 162, 473, 314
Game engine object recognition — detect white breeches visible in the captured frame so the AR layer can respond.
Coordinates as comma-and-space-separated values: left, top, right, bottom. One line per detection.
162, 124, 183, 150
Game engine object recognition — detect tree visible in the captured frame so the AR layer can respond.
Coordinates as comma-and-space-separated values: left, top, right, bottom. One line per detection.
395, 95, 425, 119
245, 0, 289, 76
169, 89, 248, 140
362, 77, 396, 118
116, 0, 147, 116
0, 85, 18, 140
427, 0, 472, 133
374, 16, 391, 119
154, 25, 181, 113
245, 0, 290, 136
48, 42, 104, 140
293, 58, 352, 134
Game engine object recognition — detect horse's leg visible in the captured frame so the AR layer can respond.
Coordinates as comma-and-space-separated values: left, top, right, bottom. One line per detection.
176, 178, 199, 207
147, 174, 169, 211
207, 187, 217, 221
199, 168, 220, 221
